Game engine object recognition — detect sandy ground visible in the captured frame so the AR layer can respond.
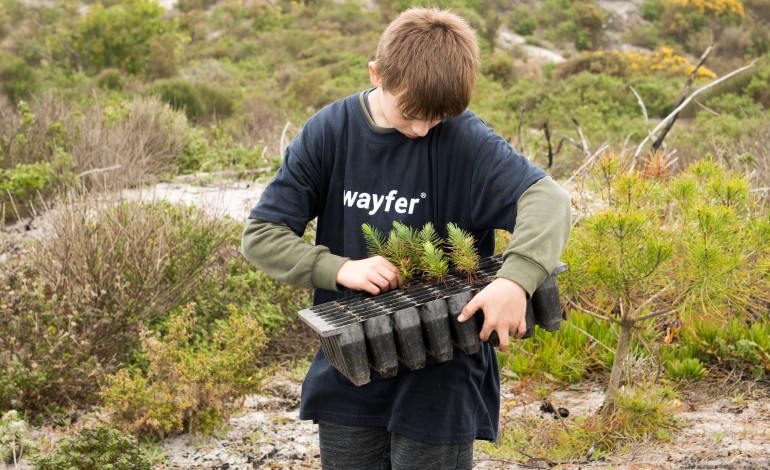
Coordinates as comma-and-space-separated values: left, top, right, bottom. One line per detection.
150, 373, 770, 470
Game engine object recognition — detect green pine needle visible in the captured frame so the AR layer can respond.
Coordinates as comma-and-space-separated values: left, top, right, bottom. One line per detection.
446, 222, 480, 280
421, 239, 449, 283
361, 223, 387, 257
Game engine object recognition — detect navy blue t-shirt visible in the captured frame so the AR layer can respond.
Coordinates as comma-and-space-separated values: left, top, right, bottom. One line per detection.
249, 90, 546, 445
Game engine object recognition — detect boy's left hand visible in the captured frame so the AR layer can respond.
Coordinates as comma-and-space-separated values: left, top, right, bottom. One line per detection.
457, 278, 527, 351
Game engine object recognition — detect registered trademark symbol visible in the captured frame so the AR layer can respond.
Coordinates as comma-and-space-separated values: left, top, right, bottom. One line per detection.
420, 192, 427, 198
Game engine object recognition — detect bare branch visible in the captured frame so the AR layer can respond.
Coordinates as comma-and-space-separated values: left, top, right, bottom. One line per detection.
77, 165, 123, 178
571, 323, 615, 354
635, 59, 758, 158
635, 308, 678, 323
565, 143, 609, 186
694, 99, 720, 116
572, 118, 591, 159
279, 120, 291, 158
630, 284, 673, 317
567, 299, 619, 324
630, 86, 657, 145
651, 45, 713, 152
544, 121, 553, 169
517, 106, 525, 155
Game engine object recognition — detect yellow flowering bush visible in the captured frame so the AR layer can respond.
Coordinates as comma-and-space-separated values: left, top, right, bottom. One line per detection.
621, 46, 717, 78
557, 47, 717, 80
664, 0, 744, 18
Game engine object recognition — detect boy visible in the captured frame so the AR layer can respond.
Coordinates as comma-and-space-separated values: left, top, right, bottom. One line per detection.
242, 7, 571, 469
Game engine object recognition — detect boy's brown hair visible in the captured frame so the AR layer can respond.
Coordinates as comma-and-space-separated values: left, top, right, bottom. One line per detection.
375, 7, 480, 121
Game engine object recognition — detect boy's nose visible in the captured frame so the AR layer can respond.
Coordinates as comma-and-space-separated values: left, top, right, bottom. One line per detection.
411, 121, 431, 136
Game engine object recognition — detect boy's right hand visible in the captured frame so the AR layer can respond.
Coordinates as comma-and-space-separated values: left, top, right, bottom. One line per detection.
336, 256, 404, 295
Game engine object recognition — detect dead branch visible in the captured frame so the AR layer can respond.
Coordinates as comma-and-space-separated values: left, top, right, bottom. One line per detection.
572, 118, 591, 159
634, 59, 758, 158
77, 165, 123, 178
279, 120, 291, 158
567, 298, 618, 323
651, 46, 713, 152
544, 121, 553, 169
630, 284, 673, 317
565, 143, 610, 186
634, 308, 678, 323
630, 86, 658, 146
517, 106, 525, 155
694, 99, 720, 116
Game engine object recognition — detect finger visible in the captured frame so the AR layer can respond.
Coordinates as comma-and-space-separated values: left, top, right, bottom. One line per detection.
379, 268, 399, 291
377, 256, 400, 275
371, 275, 392, 294
363, 281, 382, 296
458, 298, 480, 322
497, 330, 510, 352
478, 319, 497, 342
513, 316, 527, 339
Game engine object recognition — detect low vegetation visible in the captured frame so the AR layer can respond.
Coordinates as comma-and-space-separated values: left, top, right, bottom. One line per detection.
0, 0, 768, 466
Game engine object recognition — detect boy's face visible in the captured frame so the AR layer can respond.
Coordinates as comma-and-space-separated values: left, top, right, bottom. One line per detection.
369, 62, 441, 139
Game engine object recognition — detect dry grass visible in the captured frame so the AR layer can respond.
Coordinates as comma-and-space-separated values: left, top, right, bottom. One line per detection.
30, 193, 236, 360
230, 95, 292, 157
72, 97, 187, 190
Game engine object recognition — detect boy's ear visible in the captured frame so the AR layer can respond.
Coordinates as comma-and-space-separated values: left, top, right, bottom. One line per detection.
368, 61, 382, 87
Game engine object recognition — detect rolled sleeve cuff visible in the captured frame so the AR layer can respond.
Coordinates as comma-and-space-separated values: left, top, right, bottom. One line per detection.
311, 252, 349, 292
495, 254, 549, 297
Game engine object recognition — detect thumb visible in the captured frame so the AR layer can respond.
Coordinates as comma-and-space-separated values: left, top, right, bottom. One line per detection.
458, 297, 481, 322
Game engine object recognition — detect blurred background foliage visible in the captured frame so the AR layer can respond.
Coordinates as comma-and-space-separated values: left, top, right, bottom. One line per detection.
0, 0, 769, 457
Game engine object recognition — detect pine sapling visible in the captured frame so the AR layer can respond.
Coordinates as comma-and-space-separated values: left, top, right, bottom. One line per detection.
386, 221, 419, 281
416, 222, 442, 252
421, 239, 449, 284
361, 223, 387, 257
446, 222, 480, 282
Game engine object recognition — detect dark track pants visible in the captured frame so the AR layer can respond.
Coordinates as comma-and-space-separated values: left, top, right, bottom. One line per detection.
318, 421, 474, 470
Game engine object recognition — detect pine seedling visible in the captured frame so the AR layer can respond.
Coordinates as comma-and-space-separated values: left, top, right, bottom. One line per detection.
386, 221, 420, 281
416, 222, 442, 250
361, 223, 387, 257
421, 239, 449, 284
446, 222, 480, 281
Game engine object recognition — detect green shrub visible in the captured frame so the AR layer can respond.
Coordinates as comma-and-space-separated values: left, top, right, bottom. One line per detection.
72, 0, 180, 76
147, 33, 180, 80
572, 1, 607, 50
147, 79, 204, 121
0, 410, 35, 464
0, 99, 76, 221
0, 58, 39, 103
680, 318, 770, 379
33, 426, 151, 470
101, 303, 269, 438
509, 4, 537, 36
0, 159, 73, 221
565, 155, 770, 322
502, 326, 589, 383
196, 83, 235, 121
665, 357, 708, 382
498, 309, 634, 384
95, 68, 125, 90
641, 0, 663, 21
482, 51, 517, 86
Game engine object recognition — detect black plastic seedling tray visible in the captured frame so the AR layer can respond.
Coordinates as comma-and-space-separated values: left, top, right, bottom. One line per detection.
298, 255, 567, 386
